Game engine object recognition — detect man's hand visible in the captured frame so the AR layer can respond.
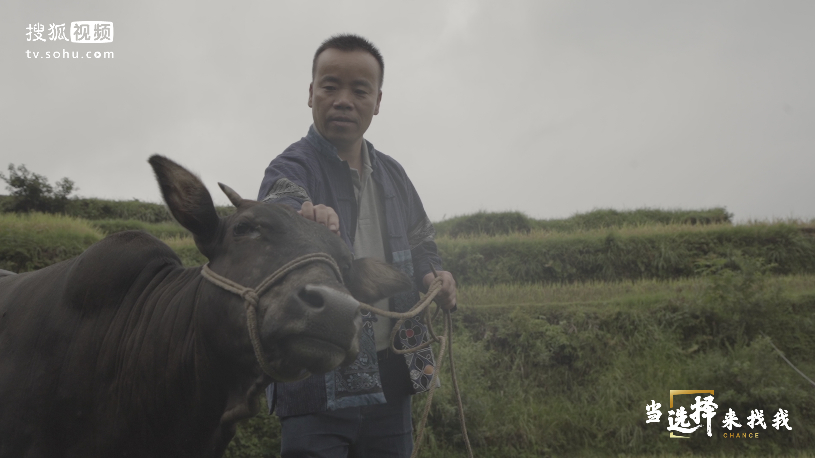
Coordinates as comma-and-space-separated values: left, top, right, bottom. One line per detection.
423, 270, 457, 311
298, 201, 341, 236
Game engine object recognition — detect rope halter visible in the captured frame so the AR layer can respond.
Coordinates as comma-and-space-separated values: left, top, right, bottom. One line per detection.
200, 252, 344, 381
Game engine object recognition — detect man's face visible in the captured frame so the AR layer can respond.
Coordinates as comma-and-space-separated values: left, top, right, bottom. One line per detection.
309, 48, 382, 151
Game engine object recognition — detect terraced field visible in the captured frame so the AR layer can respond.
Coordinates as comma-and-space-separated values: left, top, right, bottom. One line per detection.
3, 207, 815, 456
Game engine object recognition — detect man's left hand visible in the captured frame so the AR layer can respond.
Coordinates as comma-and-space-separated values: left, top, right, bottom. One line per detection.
422, 270, 457, 311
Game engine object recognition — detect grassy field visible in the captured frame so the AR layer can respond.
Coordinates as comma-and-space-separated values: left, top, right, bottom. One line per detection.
434, 208, 735, 237
438, 221, 815, 285
420, 274, 815, 456
226, 274, 815, 457
0, 212, 103, 271
5, 212, 815, 284
3, 207, 815, 456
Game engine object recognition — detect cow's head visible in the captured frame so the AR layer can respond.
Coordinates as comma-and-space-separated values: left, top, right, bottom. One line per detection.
148, 155, 412, 381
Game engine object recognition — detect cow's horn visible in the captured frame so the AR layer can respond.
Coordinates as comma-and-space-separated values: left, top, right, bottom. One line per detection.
218, 183, 244, 208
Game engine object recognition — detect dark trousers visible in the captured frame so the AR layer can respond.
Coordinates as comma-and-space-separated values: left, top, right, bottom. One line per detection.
279, 350, 414, 458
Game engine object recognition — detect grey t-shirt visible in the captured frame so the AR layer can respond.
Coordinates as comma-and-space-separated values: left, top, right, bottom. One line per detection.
349, 141, 393, 352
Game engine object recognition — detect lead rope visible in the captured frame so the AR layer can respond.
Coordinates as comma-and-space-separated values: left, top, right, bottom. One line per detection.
201, 252, 343, 382
202, 257, 472, 457
358, 271, 474, 458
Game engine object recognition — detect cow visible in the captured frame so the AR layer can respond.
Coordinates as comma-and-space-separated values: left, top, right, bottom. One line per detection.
0, 155, 412, 458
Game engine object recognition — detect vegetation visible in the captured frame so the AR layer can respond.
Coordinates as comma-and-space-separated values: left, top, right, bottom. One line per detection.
90, 219, 192, 238
434, 211, 535, 237
3, 194, 815, 456
434, 208, 733, 238
0, 213, 102, 272
8, 212, 814, 288
0, 213, 208, 271
59, 198, 235, 222
0, 164, 76, 213
225, 270, 815, 457
62, 198, 176, 222
0, 163, 234, 222
438, 222, 815, 285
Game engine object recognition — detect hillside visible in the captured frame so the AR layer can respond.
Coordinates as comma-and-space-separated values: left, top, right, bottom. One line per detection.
2, 206, 815, 456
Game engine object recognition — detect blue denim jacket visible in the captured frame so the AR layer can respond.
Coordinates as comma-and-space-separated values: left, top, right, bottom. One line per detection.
258, 126, 442, 416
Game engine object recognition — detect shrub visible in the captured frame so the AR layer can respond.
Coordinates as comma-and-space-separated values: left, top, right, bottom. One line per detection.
439, 222, 815, 286
0, 164, 76, 214
435, 208, 734, 239
557, 207, 733, 231
62, 198, 236, 222
434, 211, 534, 238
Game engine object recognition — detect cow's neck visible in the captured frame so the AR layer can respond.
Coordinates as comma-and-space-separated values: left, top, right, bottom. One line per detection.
188, 266, 270, 425
104, 264, 261, 454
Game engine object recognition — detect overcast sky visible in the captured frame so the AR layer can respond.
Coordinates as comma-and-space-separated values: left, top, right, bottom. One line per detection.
3, 1, 813, 223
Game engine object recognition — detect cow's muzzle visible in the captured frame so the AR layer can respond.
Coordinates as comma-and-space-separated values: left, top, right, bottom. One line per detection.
281, 284, 361, 369
200, 252, 359, 381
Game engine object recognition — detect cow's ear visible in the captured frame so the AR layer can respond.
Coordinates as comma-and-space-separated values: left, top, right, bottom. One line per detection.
345, 258, 414, 304
149, 155, 220, 248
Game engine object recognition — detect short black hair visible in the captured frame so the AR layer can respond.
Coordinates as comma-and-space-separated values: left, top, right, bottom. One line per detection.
312, 34, 384, 88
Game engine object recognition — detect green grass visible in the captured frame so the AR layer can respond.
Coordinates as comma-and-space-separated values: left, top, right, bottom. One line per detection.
0, 212, 103, 271
5, 208, 815, 456
61, 197, 236, 222
90, 219, 192, 238
405, 272, 815, 457
0, 215, 208, 272
1, 195, 236, 223
438, 221, 815, 285
550, 207, 733, 231
227, 273, 815, 457
459, 274, 815, 309
435, 208, 734, 238
163, 236, 208, 266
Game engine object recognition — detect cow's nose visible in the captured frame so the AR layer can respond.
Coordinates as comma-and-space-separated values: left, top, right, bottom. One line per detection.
299, 285, 326, 309
299, 285, 359, 313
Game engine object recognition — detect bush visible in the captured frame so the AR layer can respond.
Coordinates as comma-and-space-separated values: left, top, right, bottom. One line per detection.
435, 211, 534, 238
439, 223, 815, 286
435, 208, 734, 238
553, 207, 733, 231
61, 198, 236, 222
0, 164, 76, 214
63, 198, 174, 222
224, 400, 281, 458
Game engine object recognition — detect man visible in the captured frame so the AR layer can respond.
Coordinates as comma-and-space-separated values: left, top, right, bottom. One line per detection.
257, 34, 457, 457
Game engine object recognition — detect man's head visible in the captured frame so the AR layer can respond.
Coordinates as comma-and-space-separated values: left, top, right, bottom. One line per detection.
312, 34, 384, 89
309, 34, 384, 153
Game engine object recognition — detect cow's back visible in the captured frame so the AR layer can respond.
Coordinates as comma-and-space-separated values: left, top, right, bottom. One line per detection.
0, 231, 184, 457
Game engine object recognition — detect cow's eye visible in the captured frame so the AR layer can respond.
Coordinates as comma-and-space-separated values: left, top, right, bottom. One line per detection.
233, 222, 254, 236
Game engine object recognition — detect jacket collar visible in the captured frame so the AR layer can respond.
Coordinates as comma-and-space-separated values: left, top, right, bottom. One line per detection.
305, 124, 379, 169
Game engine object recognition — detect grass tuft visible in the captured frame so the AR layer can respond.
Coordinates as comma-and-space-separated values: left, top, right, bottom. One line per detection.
0, 212, 103, 272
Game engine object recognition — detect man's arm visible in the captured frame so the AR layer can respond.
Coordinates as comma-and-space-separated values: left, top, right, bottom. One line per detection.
257, 155, 312, 210
258, 154, 341, 236
402, 173, 457, 310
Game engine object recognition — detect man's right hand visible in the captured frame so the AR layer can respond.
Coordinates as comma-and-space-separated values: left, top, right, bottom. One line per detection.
298, 201, 341, 236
